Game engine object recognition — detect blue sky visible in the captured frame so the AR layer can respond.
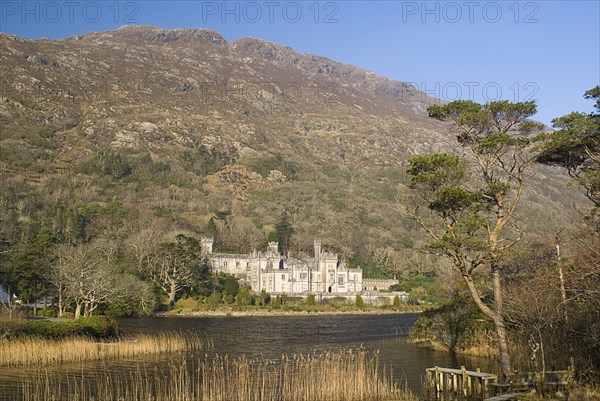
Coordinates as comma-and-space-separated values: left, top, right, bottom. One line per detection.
1, 0, 598, 125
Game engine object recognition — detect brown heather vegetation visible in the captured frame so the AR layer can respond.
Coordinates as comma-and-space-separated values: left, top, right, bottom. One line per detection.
21, 349, 409, 401
0, 332, 211, 367
0, 27, 583, 316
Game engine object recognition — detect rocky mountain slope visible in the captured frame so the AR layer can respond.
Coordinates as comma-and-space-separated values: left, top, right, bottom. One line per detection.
0, 26, 581, 267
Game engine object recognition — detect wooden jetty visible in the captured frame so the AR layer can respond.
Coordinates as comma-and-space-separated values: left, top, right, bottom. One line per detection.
425, 366, 498, 399
425, 366, 573, 400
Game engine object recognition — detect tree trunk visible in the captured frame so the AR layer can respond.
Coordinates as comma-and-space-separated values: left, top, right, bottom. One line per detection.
74, 302, 82, 319
168, 285, 176, 309
87, 302, 96, 317
494, 315, 512, 376
7, 296, 14, 321
167, 278, 178, 309
462, 274, 512, 376
57, 285, 63, 318
555, 234, 575, 372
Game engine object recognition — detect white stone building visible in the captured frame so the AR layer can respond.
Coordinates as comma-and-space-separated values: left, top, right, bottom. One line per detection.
362, 278, 400, 291
202, 238, 363, 295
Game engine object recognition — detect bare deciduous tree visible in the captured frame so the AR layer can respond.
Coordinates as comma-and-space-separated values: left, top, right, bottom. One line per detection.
53, 241, 123, 318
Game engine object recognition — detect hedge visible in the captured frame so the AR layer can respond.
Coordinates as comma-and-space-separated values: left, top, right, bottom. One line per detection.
19, 316, 118, 339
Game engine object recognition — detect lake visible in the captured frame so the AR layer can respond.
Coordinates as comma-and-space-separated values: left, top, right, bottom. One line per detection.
0, 313, 497, 400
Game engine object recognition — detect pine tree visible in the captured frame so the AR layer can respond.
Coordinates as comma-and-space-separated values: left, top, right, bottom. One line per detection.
275, 211, 294, 255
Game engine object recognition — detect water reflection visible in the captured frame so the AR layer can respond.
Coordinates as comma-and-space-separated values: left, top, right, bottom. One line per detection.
0, 314, 497, 400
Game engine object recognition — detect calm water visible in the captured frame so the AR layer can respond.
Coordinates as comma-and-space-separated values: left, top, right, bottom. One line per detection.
0, 313, 497, 400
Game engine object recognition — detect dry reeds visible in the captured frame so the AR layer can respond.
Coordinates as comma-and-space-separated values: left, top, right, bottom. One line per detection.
0, 332, 211, 367
21, 349, 408, 401
200, 349, 402, 401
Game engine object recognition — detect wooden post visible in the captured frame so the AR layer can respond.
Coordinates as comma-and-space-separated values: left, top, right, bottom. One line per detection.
468, 373, 474, 396
441, 370, 446, 393
461, 365, 467, 396
452, 372, 458, 393
425, 370, 432, 400
435, 367, 440, 393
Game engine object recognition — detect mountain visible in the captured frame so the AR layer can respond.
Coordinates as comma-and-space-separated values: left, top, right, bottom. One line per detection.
0, 26, 583, 270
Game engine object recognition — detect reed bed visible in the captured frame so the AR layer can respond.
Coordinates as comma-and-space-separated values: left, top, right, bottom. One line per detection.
21, 349, 408, 401
0, 332, 211, 367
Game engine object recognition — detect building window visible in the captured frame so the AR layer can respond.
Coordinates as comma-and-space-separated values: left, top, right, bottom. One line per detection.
300, 273, 307, 280
282, 274, 286, 280
338, 275, 345, 285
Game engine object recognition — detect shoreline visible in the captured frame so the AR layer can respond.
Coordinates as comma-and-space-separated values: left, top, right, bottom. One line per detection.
154, 309, 422, 318
410, 338, 499, 358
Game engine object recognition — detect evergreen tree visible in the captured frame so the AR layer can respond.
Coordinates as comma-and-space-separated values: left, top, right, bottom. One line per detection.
10, 223, 56, 313
275, 211, 294, 255
539, 86, 600, 227
404, 100, 546, 375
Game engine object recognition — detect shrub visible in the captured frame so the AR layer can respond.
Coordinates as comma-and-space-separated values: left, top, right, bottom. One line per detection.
0, 320, 23, 338
258, 290, 271, 306
246, 154, 299, 180
105, 302, 135, 317
21, 316, 118, 339
206, 292, 223, 307
355, 295, 365, 307
410, 294, 493, 350
306, 293, 315, 306
37, 309, 56, 318
223, 274, 240, 297
96, 150, 132, 178
393, 295, 401, 308
174, 297, 197, 310
235, 287, 253, 306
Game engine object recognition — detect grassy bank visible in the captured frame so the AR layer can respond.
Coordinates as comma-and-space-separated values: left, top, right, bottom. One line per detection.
160, 308, 423, 318
408, 295, 497, 357
0, 331, 211, 367
169, 296, 428, 316
21, 349, 413, 401
0, 315, 118, 339
410, 337, 499, 358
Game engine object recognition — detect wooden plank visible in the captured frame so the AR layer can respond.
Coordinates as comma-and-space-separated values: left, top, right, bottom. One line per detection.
461, 365, 467, 396
425, 367, 497, 378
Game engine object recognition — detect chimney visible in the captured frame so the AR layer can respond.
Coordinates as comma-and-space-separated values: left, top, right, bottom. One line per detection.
268, 241, 279, 255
